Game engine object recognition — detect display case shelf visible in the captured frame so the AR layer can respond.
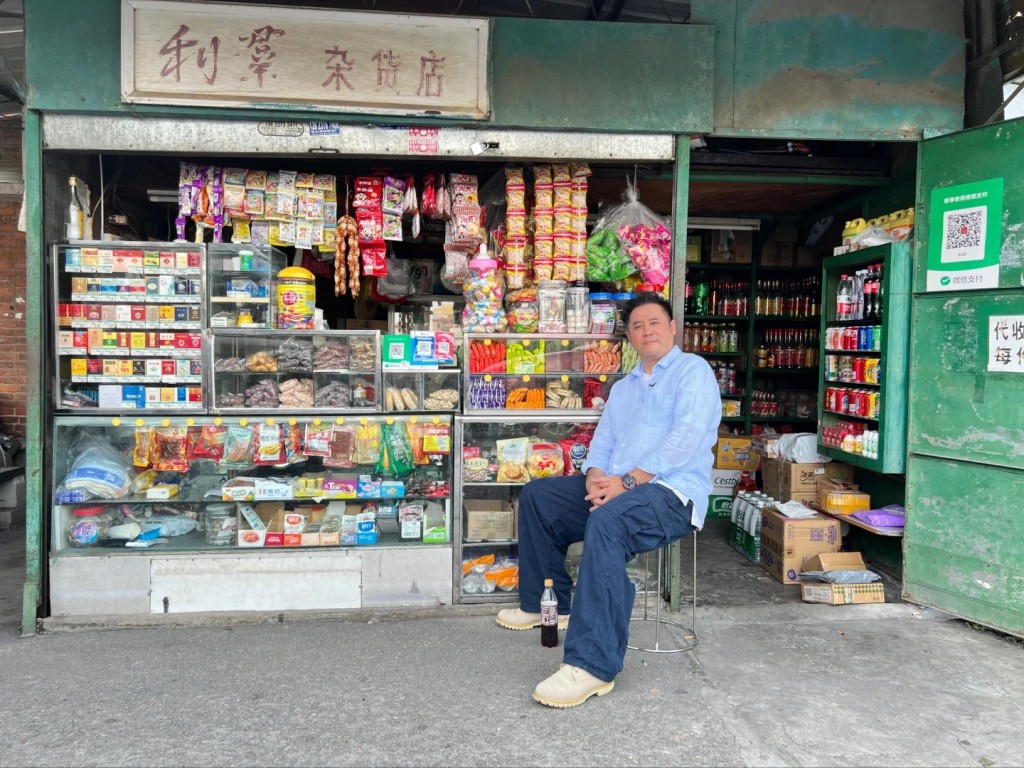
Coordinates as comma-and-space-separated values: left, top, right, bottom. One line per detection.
454, 414, 599, 603
51, 413, 453, 554
51, 241, 209, 413
209, 329, 381, 413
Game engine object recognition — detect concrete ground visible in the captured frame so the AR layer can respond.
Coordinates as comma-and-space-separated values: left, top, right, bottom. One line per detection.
0, 521, 1022, 768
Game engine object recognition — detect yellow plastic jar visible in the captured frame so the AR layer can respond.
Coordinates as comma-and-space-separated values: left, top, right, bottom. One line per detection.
276, 266, 316, 329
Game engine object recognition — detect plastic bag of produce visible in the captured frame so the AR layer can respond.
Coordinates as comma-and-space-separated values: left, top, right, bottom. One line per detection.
586, 177, 670, 286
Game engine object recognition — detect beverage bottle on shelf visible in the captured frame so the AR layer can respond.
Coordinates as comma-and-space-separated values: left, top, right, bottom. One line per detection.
540, 578, 559, 648
67, 176, 85, 241
875, 263, 885, 321
684, 281, 695, 315
693, 275, 709, 316
863, 266, 877, 320
835, 274, 853, 321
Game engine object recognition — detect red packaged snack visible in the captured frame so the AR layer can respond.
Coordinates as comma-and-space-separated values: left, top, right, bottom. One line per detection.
189, 424, 227, 462
559, 429, 594, 475
151, 426, 189, 472
352, 176, 382, 209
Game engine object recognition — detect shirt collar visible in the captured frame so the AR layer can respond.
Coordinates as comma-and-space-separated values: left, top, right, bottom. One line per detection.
627, 344, 683, 380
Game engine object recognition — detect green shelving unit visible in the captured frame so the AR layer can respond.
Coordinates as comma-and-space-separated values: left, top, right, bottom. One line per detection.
817, 242, 911, 474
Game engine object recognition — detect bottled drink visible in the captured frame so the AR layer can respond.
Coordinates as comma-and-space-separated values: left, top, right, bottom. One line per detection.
693, 275, 709, 316
540, 578, 559, 648
734, 470, 757, 497
835, 274, 853, 321
67, 176, 85, 241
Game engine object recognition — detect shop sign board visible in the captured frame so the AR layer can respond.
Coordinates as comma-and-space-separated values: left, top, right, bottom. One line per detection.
987, 315, 1024, 373
121, 0, 490, 118
926, 178, 1004, 292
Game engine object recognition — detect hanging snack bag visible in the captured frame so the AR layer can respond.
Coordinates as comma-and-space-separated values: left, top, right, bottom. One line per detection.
151, 426, 190, 472
324, 424, 357, 469
303, 423, 333, 457
222, 424, 256, 466
254, 422, 284, 466
189, 424, 227, 462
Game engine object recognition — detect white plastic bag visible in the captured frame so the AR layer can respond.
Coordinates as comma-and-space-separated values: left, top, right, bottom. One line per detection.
777, 433, 831, 464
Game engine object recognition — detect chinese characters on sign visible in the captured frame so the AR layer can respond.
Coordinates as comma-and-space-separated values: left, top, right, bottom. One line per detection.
927, 178, 1004, 292
123, 1, 489, 118
987, 315, 1024, 373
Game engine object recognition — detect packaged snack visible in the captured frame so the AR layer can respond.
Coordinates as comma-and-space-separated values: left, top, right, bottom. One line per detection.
189, 424, 226, 462
559, 429, 594, 475
254, 423, 283, 465
495, 437, 530, 483
352, 422, 381, 465
222, 425, 255, 465
377, 420, 415, 478
133, 428, 154, 468
151, 427, 189, 472
526, 441, 564, 479
303, 423, 333, 457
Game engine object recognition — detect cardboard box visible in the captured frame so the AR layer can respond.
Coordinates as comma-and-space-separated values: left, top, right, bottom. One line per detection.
710, 468, 756, 496
706, 495, 734, 520
800, 553, 886, 605
709, 229, 753, 264
761, 458, 855, 495
759, 506, 841, 584
816, 477, 859, 509
713, 436, 760, 471
751, 434, 781, 460
801, 582, 886, 605
464, 499, 515, 541
760, 241, 795, 267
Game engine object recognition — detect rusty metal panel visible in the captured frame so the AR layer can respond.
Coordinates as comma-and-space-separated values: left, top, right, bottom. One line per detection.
904, 456, 1024, 637
693, 0, 964, 139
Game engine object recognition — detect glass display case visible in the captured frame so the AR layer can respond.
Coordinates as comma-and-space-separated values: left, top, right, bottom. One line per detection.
206, 243, 286, 329
462, 333, 628, 416
382, 369, 462, 413
454, 415, 599, 603
51, 413, 453, 553
209, 329, 381, 413
51, 241, 207, 412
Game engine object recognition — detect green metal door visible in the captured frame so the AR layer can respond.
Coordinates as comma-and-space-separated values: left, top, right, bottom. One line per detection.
906, 119, 1024, 636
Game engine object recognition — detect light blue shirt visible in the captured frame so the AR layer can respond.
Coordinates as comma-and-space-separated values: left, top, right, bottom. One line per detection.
581, 345, 722, 529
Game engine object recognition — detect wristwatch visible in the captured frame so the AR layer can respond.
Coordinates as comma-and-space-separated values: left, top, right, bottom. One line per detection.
621, 472, 637, 490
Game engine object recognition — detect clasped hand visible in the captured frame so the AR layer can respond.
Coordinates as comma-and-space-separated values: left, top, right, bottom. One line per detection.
585, 474, 625, 512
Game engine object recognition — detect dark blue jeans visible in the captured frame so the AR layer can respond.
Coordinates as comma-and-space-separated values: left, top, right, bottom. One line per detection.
516, 474, 695, 682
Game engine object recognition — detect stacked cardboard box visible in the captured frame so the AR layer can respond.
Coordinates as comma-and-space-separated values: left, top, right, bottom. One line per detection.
706, 436, 760, 519
762, 458, 854, 504
759, 506, 841, 584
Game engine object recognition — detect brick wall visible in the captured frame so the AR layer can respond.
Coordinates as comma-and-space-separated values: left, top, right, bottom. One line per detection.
0, 121, 25, 441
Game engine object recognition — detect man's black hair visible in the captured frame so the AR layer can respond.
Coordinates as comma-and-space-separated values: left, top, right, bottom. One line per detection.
623, 291, 673, 326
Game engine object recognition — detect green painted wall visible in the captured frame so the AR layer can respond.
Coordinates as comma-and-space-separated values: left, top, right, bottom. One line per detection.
905, 119, 1024, 636
25, 0, 713, 133
693, 0, 964, 139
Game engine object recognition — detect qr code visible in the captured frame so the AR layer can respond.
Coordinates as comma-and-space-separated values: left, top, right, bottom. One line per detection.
941, 206, 986, 262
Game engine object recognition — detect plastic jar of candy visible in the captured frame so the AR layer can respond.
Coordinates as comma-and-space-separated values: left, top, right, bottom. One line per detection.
613, 292, 634, 335
565, 285, 590, 334
461, 248, 507, 332
537, 279, 567, 333
66, 506, 116, 547
506, 287, 539, 333
589, 293, 616, 334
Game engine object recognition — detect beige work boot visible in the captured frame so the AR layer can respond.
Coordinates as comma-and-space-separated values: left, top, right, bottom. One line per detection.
495, 607, 569, 630
532, 664, 615, 708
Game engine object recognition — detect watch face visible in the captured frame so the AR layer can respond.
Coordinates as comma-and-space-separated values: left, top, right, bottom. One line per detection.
622, 473, 636, 489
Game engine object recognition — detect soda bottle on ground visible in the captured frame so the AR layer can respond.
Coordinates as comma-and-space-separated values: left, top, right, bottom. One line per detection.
540, 578, 559, 648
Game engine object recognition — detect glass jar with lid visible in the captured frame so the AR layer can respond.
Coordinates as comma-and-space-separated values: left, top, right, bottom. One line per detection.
203, 503, 237, 546
537, 279, 567, 333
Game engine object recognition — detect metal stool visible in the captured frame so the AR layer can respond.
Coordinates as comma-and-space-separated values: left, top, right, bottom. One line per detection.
627, 533, 698, 653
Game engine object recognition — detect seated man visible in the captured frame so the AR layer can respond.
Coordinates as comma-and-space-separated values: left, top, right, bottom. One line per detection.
496, 291, 721, 708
